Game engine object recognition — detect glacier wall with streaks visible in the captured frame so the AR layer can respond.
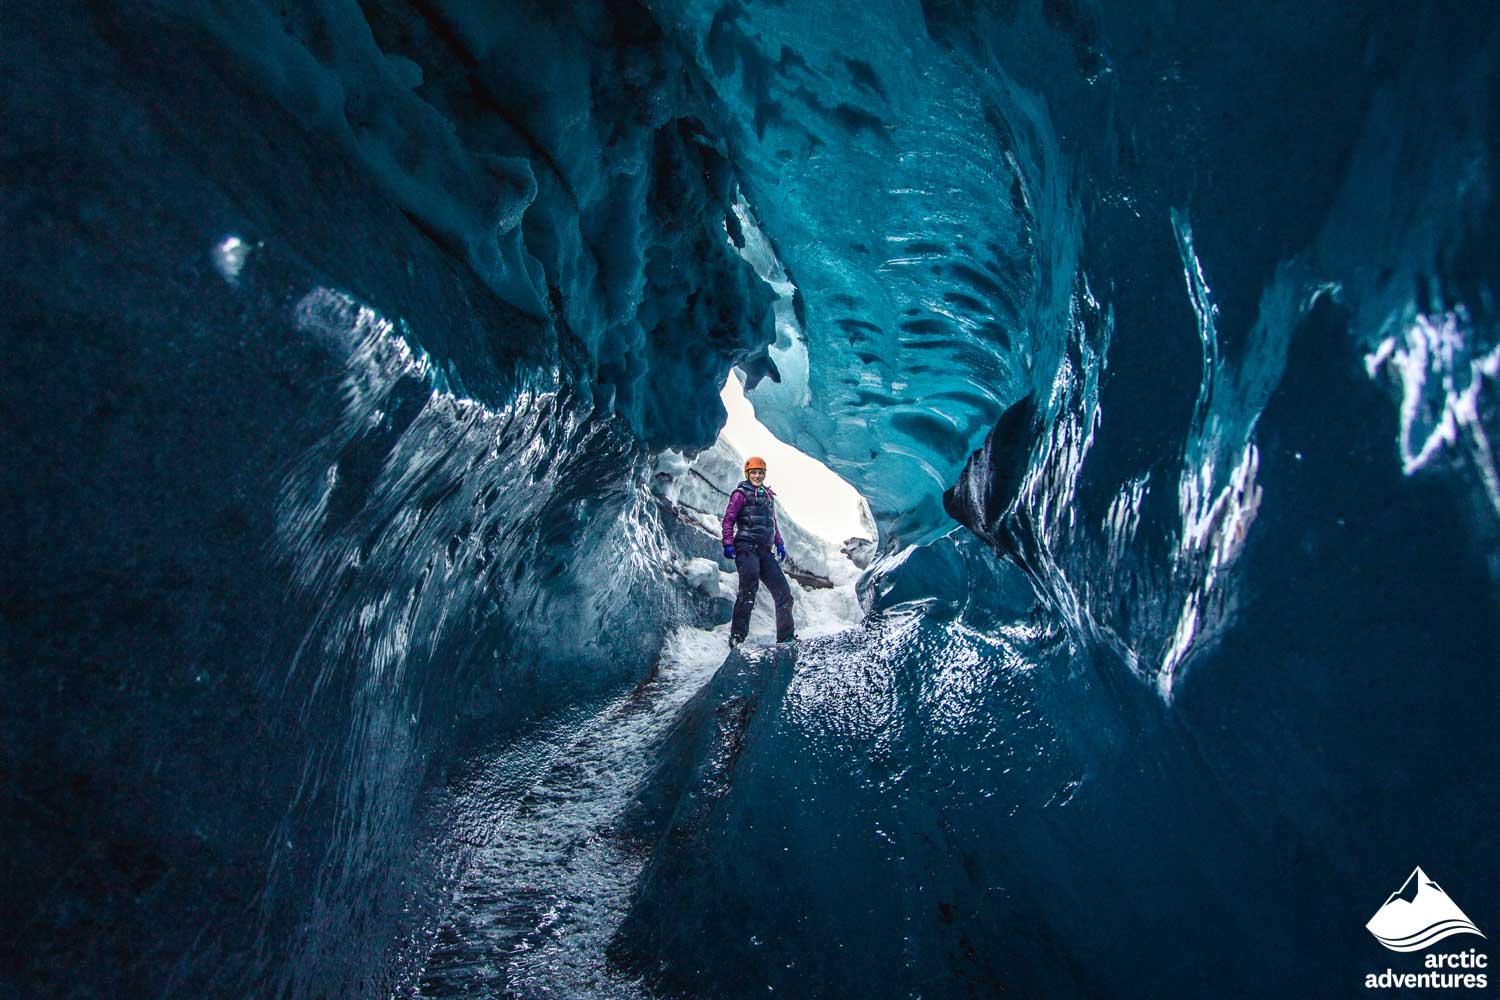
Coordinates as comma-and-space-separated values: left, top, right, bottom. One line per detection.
4, 1, 1498, 996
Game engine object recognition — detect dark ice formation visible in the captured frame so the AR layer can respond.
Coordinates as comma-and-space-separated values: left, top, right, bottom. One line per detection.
4, 1, 1497, 997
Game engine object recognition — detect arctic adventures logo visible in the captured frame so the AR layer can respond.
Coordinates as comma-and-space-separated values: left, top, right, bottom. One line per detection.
1363, 867, 1488, 991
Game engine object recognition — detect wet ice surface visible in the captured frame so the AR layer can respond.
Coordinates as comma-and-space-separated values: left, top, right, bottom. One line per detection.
417, 566, 865, 998
415, 390, 872, 997
416, 632, 712, 999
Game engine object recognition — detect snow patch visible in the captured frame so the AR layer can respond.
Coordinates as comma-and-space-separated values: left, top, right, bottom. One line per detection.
679, 557, 721, 597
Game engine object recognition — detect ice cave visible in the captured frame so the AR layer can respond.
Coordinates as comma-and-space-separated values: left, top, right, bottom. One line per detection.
4, 1, 1498, 996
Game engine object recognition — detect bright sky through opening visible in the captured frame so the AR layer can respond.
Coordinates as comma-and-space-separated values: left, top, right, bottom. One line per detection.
720, 373, 873, 545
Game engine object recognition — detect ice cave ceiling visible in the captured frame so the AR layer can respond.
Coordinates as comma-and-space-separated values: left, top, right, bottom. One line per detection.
125, 0, 1066, 542
137, 0, 1473, 551
7, 1, 1498, 996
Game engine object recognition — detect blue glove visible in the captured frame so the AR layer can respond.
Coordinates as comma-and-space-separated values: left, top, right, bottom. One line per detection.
776, 543, 787, 563
724, 544, 736, 559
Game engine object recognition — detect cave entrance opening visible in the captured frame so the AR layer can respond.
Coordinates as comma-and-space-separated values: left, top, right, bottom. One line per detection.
721, 371, 875, 553
698, 370, 875, 645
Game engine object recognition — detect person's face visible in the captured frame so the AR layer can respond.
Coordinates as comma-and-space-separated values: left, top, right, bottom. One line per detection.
747, 468, 766, 484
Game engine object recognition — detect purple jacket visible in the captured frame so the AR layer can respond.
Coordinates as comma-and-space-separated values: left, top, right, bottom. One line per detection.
722, 483, 784, 549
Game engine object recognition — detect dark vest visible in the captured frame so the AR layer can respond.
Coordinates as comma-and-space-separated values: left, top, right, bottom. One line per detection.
734, 482, 778, 546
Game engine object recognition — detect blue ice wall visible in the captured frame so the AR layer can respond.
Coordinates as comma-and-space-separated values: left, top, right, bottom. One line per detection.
933, 0, 1500, 698
6, 0, 1499, 997
3, 2, 763, 994
658, 0, 1045, 542
609, 330, 1499, 998
603, 1, 1500, 994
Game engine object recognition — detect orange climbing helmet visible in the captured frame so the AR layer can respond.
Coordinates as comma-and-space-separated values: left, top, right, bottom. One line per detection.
744, 456, 767, 473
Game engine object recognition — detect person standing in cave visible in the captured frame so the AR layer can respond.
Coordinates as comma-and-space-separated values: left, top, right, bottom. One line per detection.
722, 456, 796, 647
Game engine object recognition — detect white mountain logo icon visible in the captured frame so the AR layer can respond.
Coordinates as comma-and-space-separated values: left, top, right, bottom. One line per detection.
1366, 867, 1486, 952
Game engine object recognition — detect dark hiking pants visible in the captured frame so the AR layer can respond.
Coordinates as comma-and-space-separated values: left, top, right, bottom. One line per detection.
731, 544, 795, 642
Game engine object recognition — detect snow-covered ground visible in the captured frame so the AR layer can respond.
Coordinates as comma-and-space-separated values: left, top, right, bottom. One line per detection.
707, 559, 865, 646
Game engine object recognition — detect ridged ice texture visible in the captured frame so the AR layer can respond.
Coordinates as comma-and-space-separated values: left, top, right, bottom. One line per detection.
3, 5, 703, 994
616, 0, 1499, 993
8, 1, 1500, 998
629, 0, 1500, 689
928, 1, 1500, 696
260, 286, 685, 997
95, 0, 779, 452
659, 0, 1048, 541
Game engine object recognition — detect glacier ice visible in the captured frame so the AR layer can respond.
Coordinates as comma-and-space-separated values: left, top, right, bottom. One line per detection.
5, 0, 1499, 997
